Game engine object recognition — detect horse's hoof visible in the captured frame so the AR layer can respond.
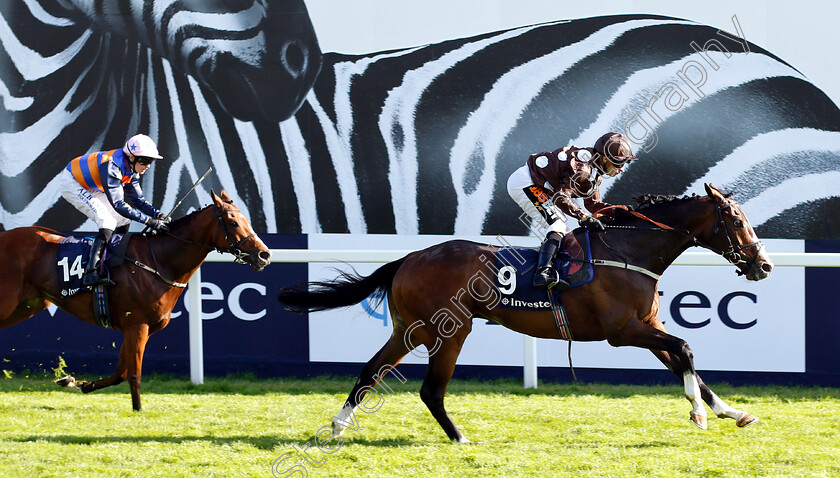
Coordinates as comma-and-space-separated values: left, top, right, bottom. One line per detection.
55, 375, 81, 393
736, 413, 758, 427
330, 423, 346, 439
690, 412, 708, 430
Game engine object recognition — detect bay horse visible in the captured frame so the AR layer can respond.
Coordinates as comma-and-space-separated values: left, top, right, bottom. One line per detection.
0, 190, 271, 411
277, 184, 774, 442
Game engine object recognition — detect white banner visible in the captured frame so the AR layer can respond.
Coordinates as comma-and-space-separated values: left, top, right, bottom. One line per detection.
308, 235, 804, 373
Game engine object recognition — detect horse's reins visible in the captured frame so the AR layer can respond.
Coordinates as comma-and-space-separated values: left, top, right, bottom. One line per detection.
112, 203, 256, 288
591, 203, 764, 278
160, 203, 256, 264
140, 167, 213, 236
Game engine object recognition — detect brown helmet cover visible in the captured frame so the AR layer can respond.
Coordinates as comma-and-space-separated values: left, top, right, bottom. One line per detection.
593, 132, 636, 165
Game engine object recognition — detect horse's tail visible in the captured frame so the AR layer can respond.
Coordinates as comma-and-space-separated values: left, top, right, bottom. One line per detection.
277, 257, 406, 313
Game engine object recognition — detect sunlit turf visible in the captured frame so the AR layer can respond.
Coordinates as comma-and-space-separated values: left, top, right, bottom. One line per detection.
0, 374, 837, 477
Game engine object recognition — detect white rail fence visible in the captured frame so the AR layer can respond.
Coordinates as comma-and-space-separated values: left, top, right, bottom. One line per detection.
188, 251, 840, 385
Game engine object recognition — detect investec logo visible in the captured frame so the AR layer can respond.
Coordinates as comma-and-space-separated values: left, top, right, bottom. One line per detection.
502, 297, 551, 309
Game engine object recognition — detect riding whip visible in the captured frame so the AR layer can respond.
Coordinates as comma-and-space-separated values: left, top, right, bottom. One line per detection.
143, 166, 213, 234
165, 166, 214, 220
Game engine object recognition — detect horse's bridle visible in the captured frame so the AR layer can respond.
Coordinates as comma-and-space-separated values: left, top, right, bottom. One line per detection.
118, 202, 258, 288
210, 203, 257, 264
158, 202, 256, 264
601, 201, 764, 276
699, 201, 765, 276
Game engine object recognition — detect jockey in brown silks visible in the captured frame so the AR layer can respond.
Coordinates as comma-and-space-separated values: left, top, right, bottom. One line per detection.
507, 132, 637, 290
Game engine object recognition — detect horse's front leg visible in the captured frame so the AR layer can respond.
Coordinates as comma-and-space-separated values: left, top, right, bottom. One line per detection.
57, 340, 129, 393
702, 387, 758, 427
607, 320, 709, 428
59, 324, 151, 411
651, 350, 758, 428
122, 323, 150, 411
675, 343, 708, 430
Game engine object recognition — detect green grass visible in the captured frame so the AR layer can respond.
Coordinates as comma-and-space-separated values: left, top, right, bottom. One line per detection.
0, 373, 838, 477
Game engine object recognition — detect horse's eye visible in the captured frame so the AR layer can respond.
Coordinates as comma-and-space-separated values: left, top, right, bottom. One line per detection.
229, 221, 239, 229
733, 219, 743, 228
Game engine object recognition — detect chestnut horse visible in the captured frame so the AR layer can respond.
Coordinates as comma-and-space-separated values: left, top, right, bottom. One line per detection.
277, 184, 774, 442
0, 190, 271, 410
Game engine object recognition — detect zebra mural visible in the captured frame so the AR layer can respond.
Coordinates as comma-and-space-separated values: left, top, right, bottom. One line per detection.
2, 3, 839, 238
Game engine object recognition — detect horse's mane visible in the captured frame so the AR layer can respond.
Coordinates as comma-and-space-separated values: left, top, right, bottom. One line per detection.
633, 189, 734, 210
168, 197, 237, 228
168, 204, 211, 228
604, 190, 733, 224
633, 193, 704, 210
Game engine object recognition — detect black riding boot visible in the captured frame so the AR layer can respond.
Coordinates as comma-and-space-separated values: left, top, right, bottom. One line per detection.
82, 228, 115, 287
533, 233, 571, 290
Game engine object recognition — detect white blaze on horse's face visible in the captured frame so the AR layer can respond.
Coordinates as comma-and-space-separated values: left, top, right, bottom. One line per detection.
703, 183, 773, 281
722, 198, 774, 281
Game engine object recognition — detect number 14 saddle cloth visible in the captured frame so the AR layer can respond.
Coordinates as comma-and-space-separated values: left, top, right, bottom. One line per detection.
55, 233, 127, 297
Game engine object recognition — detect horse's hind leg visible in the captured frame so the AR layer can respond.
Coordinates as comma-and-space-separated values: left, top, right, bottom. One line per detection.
0, 298, 49, 330
74, 325, 151, 410
651, 350, 758, 428
331, 334, 410, 438
71, 341, 129, 393
419, 345, 470, 443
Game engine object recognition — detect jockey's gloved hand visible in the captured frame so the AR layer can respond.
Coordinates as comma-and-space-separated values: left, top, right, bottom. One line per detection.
155, 212, 172, 224
580, 216, 606, 232
147, 217, 170, 234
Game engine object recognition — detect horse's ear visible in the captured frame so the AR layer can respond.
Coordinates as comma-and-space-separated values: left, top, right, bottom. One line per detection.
705, 183, 725, 203
219, 190, 233, 203
211, 189, 221, 205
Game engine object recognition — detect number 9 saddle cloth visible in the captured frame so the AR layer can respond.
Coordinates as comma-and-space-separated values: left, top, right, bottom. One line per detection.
493, 231, 594, 310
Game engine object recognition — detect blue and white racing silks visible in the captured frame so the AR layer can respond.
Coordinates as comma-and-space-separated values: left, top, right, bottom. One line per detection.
66, 149, 160, 224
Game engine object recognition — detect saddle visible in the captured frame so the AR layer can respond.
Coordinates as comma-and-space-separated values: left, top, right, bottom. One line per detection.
492, 231, 594, 311
55, 233, 132, 328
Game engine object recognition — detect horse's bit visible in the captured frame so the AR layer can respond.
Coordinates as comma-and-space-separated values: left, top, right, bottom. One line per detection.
212, 204, 256, 264
703, 201, 765, 276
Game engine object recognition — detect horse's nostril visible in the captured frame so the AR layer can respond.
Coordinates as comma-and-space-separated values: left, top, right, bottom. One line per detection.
281, 40, 308, 78
260, 250, 272, 261
761, 263, 773, 273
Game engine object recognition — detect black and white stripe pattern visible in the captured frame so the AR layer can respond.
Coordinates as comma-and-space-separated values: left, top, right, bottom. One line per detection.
1, 0, 320, 231
2, 8, 838, 238
285, 15, 840, 238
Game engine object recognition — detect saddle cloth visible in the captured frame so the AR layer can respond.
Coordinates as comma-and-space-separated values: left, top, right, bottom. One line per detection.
493, 231, 593, 310
55, 233, 126, 297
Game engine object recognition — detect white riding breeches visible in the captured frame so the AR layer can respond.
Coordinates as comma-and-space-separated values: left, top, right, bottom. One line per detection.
507, 165, 571, 237
59, 169, 130, 231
